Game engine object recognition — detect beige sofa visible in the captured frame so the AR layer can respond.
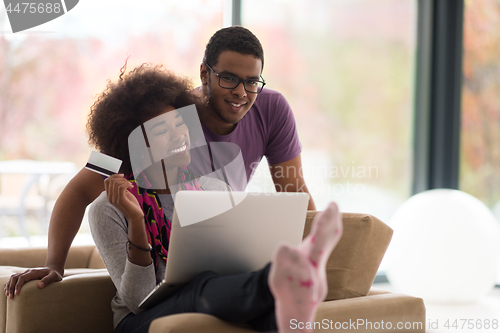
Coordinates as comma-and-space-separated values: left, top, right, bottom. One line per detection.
0, 212, 426, 333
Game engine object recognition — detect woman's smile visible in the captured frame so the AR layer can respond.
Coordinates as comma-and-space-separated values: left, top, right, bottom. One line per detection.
167, 141, 188, 156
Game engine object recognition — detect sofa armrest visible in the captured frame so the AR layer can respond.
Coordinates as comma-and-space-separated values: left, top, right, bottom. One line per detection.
0, 246, 97, 269
315, 291, 426, 332
303, 212, 394, 301
0, 272, 10, 333
148, 290, 425, 333
5, 272, 115, 333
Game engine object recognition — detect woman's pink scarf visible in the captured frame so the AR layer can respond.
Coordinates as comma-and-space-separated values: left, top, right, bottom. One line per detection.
126, 167, 202, 271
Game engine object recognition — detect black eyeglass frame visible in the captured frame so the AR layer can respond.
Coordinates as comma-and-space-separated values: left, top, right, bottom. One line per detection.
205, 62, 266, 94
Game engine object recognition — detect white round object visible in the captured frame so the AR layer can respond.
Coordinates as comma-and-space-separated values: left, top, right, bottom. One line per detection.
386, 189, 500, 303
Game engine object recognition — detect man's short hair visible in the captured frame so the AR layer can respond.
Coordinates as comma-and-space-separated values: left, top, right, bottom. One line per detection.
203, 26, 264, 71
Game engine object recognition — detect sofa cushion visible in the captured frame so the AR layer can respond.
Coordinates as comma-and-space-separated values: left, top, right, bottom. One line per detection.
303, 212, 393, 301
0, 248, 49, 268
0, 266, 107, 278
0, 266, 25, 277
88, 246, 106, 269
148, 291, 426, 333
150, 313, 256, 333
315, 290, 426, 332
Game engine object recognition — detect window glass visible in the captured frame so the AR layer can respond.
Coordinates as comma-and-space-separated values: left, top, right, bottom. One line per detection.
244, 0, 416, 225
0, 1, 223, 245
460, 0, 500, 213
0, 1, 223, 163
459, 0, 500, 283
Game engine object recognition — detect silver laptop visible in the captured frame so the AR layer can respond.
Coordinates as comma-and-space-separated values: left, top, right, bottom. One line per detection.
138, 191, 309, 309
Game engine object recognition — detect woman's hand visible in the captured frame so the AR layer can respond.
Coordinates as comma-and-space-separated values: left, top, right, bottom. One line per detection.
105, 174, 152, 266
104, 174, 144, 222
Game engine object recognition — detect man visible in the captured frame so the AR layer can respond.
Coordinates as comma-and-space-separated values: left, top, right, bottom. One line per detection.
4, 26, 315, 298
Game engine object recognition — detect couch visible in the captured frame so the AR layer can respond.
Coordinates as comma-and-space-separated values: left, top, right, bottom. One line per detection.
0, 212, 426, 333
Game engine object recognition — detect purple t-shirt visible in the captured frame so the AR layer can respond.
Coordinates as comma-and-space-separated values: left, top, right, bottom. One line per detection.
190, 88, 302, 191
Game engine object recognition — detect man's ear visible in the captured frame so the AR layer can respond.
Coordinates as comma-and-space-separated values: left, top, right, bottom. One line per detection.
200, 63, 208, 86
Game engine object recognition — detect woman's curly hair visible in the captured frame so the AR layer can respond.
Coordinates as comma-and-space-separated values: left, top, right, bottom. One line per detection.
86, 63, 201, 175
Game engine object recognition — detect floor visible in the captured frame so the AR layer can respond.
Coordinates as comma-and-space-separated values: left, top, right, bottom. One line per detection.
374, 282, 500, 332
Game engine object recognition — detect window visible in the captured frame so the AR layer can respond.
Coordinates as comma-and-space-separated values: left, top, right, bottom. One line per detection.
460, 0, 500, 213
0, 1, 224, 245
244, 0, 417, 224
459, 0, 500, 284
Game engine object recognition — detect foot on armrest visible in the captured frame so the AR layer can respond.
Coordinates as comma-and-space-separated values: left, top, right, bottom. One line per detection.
269, 202, 343, 333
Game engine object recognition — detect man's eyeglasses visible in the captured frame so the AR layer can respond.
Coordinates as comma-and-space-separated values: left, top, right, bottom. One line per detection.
205, 63, 266, 94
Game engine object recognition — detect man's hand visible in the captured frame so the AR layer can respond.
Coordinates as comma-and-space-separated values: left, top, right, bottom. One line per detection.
4, 267, 63, 299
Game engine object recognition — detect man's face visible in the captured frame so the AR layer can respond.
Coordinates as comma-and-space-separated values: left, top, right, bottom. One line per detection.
201, 51, 263, 127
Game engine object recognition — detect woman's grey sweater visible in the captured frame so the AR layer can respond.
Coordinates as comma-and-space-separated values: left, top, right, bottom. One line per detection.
88, 176, 228, 328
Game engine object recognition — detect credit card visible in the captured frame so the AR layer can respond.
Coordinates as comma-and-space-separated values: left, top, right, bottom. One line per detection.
85, 151, 122, 178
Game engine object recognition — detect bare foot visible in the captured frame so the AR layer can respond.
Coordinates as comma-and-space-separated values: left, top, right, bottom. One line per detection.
269, 202, 343, 333
269, 245, 319, 333
299, 202, 342, 300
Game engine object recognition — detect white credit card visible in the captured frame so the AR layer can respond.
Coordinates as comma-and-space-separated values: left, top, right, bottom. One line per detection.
85, 151, 122, 178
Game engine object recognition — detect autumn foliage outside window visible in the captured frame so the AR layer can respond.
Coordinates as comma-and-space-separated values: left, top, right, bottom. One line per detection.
460, 0, 500, 210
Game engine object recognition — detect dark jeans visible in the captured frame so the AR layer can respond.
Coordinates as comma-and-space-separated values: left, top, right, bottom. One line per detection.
115, 263, 276, 333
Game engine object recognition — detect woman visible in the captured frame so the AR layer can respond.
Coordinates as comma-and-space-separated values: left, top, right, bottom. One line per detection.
87, 63, 342, 333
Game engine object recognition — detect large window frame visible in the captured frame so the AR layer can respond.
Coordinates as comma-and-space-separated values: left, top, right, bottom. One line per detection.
232, 0, 465, 192
413, 0, 464, 193
234, 0, 487, 285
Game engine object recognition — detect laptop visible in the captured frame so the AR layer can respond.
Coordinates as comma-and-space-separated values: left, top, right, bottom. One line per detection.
138, 191, 309, 309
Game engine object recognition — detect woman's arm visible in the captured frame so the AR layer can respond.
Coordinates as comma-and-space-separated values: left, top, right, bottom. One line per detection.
46, 168, 106, 271
89, 174, 156, 313
5, 168, 105, 299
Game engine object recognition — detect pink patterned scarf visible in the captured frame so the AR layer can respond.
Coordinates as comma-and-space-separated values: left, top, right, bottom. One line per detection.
126, 167, 203, 272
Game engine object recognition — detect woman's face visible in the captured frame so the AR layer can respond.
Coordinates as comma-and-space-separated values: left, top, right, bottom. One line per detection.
143, 106, 191, 169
